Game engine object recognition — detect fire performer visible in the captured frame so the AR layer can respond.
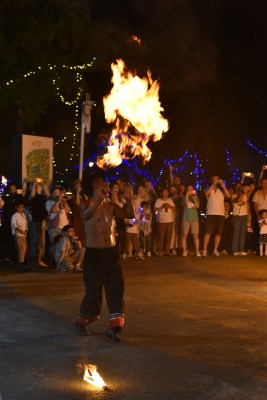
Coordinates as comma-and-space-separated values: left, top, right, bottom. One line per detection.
75, 175, 135, 343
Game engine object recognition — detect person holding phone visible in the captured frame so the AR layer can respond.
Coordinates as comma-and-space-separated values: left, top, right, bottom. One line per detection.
202, 176, 231, 257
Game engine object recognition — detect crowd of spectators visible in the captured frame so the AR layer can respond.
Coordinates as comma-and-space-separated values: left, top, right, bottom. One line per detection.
1, 164, 267, 271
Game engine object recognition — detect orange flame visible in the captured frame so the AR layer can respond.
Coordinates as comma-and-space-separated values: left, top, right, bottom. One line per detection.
97, 59, 169, 168
78, 363, 107, 390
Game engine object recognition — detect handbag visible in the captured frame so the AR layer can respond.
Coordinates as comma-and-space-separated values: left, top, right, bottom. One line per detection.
47, 212, 60, 229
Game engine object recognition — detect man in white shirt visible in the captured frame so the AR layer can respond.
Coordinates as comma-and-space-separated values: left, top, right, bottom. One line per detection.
252, 178, 267, 220
202, 176, 230, 257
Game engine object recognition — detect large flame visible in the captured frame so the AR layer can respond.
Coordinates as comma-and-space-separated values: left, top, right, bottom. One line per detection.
97, 59, 169, 168
77, 363, 107, 390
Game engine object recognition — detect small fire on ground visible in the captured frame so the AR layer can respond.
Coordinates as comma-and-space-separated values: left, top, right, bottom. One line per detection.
97, 58, 169, 168
77, 363, 107, 390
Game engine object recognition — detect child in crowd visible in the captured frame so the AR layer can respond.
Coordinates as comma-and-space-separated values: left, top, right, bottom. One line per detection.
54, 224, 85, 272
11, 201, 28, 266
258, 210, 267, 256
139, 201, 152, 257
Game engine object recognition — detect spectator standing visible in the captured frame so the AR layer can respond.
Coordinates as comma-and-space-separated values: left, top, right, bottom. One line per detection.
109, 183, 126, 256
123, 184, 144, 259
231, 184, 249, 255
139, 201, 152, 257
252, 177, 267, 220
68, 180, 89, 247
154, 188, 176, 256
202, 176, 231, 256
46, 187, 70, 244
218, 200, 233, 255
258, 210, 267, 256
11, 201, 28, 268
181, 185, 201, 257
2, 184, 24, 260
27, 179, 49, 267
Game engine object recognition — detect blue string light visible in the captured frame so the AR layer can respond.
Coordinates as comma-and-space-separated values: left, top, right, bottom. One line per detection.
225, 148, 241, 184
246, 136, 267, 157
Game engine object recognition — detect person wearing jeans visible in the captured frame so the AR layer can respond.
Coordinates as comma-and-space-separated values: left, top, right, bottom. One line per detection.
232, 185, 249, 255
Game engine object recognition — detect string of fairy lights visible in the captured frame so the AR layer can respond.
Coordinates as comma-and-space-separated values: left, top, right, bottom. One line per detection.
1, 59, 96, 177
2, 62, 267, 187
225, 148, 241, 184
246, 136, 267, 157
79, 147, 208, 189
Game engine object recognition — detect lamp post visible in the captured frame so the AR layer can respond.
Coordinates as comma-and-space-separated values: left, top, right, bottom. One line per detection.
79, 93, 95, 181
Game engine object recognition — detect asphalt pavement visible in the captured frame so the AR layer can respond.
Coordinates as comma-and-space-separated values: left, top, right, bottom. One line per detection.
1, 253, 267, 400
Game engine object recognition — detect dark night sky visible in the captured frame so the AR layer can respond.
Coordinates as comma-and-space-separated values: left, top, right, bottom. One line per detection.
1, 0, 267, 179
88, 0, 267, 177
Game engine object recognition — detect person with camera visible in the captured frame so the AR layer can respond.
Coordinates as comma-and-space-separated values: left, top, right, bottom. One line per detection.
46, 187, 70, 246
27, 178, 49, 267
154, 187, 176, 256
202, 176, 231, 257
54, 224, 85, 273
68, 179, 90, 247
181, 185, 201, 257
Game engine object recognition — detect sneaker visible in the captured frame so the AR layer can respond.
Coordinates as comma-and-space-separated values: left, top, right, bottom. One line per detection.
213, 250, 220, 257
221, 250, 228, 255
196, 252, 201, 257
121, 253, 127, 260
127, 253, 133, 258
233, 252, 240, 256
136, 252, 144, 260
74, 266, 83, 272
172, 249, 177, 255
147, 251, 151, 257
240, 252, 247, 256
56, 265, 66, 273
182, 251, 187, 257
105, 327, 122, 343
202, 250, 207, 257
38, 261, 48, 268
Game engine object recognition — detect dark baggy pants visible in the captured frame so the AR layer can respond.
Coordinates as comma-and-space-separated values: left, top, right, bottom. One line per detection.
79, 247, 125, 328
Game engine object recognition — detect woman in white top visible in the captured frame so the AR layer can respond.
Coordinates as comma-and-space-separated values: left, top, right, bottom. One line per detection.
154, 188, 176, 256
231, 184, 249, 255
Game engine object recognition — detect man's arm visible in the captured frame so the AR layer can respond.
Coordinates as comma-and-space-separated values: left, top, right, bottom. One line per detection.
219, 180, 231, 198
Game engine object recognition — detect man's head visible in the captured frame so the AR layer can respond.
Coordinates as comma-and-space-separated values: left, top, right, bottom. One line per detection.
15, 201, 25, 213
260, 178, 267, 190
51, 188, 61, 200
62, 225, 75, 239
8, 184, 17, 196
87, 175, 109, 198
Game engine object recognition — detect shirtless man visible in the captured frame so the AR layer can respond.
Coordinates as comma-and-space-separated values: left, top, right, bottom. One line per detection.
75, 175, 134, 343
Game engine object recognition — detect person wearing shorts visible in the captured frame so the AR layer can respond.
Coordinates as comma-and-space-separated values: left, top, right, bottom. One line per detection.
202, 176, 231, 257
181, 185, 200, 256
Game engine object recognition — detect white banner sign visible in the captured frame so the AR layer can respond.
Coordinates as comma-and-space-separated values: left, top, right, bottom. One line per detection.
22, 134, 53, 186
